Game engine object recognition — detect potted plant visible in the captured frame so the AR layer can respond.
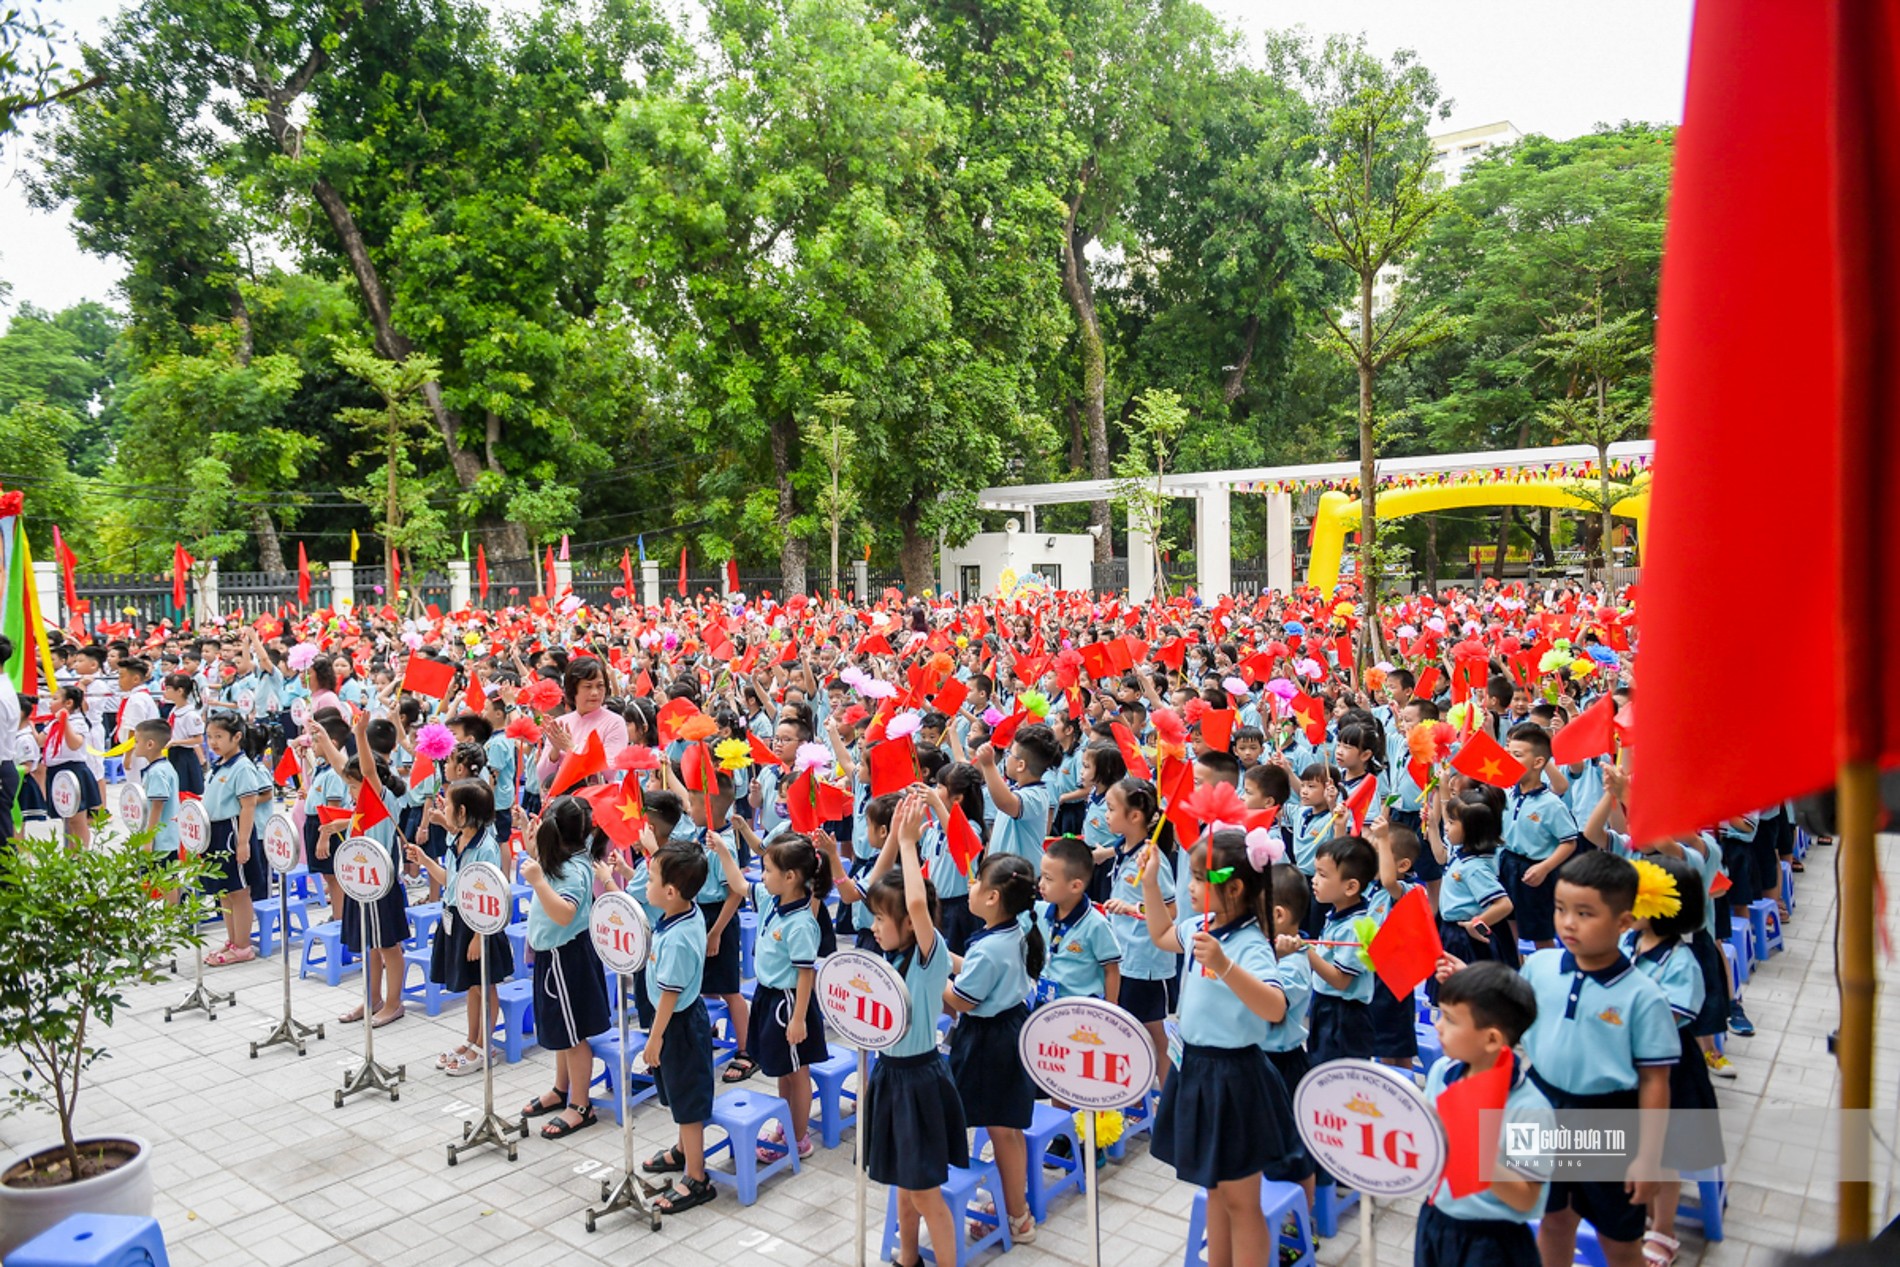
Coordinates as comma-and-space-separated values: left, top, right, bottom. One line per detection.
0, 828, 208, 1255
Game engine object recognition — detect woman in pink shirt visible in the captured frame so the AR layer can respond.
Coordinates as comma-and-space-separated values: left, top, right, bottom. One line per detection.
535, 658, 627, 792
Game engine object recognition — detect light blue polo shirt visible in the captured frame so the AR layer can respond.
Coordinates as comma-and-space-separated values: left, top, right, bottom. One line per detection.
950, 920, 1033, 1017
443, 827, 503, 911
692, 828, 733, 905
1503, 785, 1580, 861
202, 754, 269, 823
626, 853, 663, 930
1174, 913, 1281, 1049
988, 779, 1053, 861
753, 766, 791, 842
1293, 806, 1335, 876
1438, 848, 1508, 923
886, 936, 953, 1059
1621, 932, 1703, 1027
751, 882, 820, 990
141, 758, 180, 854
1080, 792, 1115, 856
1689, 834, 1723, 936
1424, 1058, 1554, 1223
1561, 758, 1604, 822
526, 854, 593, 951
1260, 951, 1311, 1053
921, 822, 969, 899
646, 907, 708, 1010
485, 734, 516, 810
1109, 848, 1177, 981
1520, 949, 1679, 1096
1313, 899, 1375, 1003
1034, 900, 1120, 1000
305, 765, 346, 816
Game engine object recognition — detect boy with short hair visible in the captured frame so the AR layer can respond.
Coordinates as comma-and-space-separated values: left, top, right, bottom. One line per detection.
1290, 835, 1379, 1064
1520, 851, 1675, 1267
1232, 725, 1265, 770
640, 842, 726, 1215
975, 722, 1059, 861
1500, 722, 1581, 950
134, 720, 179, 862
1415, 962, 1555, 1267
1034, 836, 1121, 1007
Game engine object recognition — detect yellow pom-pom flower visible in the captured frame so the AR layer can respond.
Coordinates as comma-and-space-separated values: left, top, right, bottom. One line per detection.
1630, 858, 1682, 922
1073, 1109, 1124, 1149
714, 737, 754, 772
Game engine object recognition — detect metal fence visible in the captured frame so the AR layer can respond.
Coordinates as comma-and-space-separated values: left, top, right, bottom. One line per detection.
69, 573, 186, 628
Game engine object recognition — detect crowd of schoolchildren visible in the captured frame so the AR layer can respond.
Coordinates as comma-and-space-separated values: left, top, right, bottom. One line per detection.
0, 578, 1794, 1267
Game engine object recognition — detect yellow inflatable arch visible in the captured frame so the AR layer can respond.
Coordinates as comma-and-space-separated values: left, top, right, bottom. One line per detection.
1306, 476, 1650, 595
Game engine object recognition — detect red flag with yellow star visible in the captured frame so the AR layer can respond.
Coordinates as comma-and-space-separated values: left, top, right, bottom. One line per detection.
1451, 731, 1525, 790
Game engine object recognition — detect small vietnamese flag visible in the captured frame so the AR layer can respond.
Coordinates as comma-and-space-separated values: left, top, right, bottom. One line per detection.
462, 674, 486, 716
946, 801, 984, 876
1551, 694, 1618, 766
1437, 1046, 1516, 1199
748, 732, 782, 768
1367, 886, 1442, 997
350, 779, 392, 834
1341, 775, 1378, 836
1451, 731, 1526, 790
548, 730, 607, 799
273, 746, 301, 788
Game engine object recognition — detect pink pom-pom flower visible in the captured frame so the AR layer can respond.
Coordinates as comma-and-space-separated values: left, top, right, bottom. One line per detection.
415, 723, 456, 762
287, 643, 320, 672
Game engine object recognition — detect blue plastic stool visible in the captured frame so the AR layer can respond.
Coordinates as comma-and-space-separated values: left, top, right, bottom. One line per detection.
1573, 1221, 1608, 1267
1677, 1167, 1728, 1241
504, 924, 529, 980
1182, 1179, 1315, 1267
252, 895, 309, 957
405, 901, 443, 951
704, 1089, 800, 1205
494, 978, 537, 1062
510, 881, 533, 922
1106, 1087, 1159, 1160
1517, 938, 1537, 960
808, 1045, 860, 1148
1313, 1180, 1358, 1237
6, 1214, 171, 1267
298, 921, 357, 986
285, 864, 321, 903
1781, 861, 1796, 914
586, 1027, 659, 1122
399, 948, 464, 1017
738, 908, 759, 981
880, 1158, 1011, 1267
1726, 926, 1753, 983
973, 1102, 1083, 1222
1748, 899, 1784, 959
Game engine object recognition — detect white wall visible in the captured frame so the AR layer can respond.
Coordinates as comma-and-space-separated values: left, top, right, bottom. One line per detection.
940, 532, 1095, 598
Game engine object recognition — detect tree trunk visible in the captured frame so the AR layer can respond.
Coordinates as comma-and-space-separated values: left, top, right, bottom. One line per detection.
769, 413, 807, 595
249, 503, 285, 574
1533, 507, 1557, 570
1065, 398, 1086, 472
1490, 507, 1511, 583
1423, 512, 1439, 594
1597, 436, 1615, 584
898, 500, 934, 594
1060, 171, 1112, 563
1222, 313, 1261, 404
1356, 270, 1383, 654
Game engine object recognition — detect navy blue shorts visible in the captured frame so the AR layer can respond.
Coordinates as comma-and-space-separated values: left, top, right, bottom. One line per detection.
1530, 1072, 1647, 1244
654, 996, 716, 1125
1119, 975, 1170, 1024
531, 934, 610, 1051
938, 894, 981, 957
1307, 992, 1374, 1065
1498, 851, 1556, 941
699, 901, 742, 997
746, 983, 829, 1077
1368, 977, 1419, 1060
1414, 1200, 1537, 1267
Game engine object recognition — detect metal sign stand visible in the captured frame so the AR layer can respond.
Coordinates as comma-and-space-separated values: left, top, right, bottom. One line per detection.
252, 865, 323, 1057
585, 975, 662, 1230
449, 863, 527, 1165
336, 896, 405, 1106
163, 896, 235, 1022
853, 1045, 871, 1267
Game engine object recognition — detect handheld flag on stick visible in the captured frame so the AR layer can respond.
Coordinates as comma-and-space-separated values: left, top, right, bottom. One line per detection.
1367, 886, 1443, 997
548, 730, 607, 799
1438, 1046, 1516, 1199
1450, 731, 1526, 789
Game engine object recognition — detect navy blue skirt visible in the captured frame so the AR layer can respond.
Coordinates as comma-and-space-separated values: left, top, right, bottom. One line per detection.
429, 907, 515, 993
1414, 1200, 1537, 1267
301, 811, 335, 876
1687, 929, 1729, 1038
947, 1004, 1035, 1128
46, 763, 102, 816
1663, 1024, 1724, 1171
867, 1051, 969, 1190
342, 869, 409, 952
654, 997, 716, 1125
746, 983, 829, 1077
167, 747, 204, 796
531, 933, 611, 1050
1152, 1043, 1304, 1187
203, 818, 270, 901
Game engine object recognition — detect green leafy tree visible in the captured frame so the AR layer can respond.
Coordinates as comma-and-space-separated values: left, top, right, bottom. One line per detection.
0, 6, 99, 135
809, 392, 859, 586
1300, 36, 1454, 639
1113, 387, 1189, 596
335, 346, 447, 589
1540, 310, 1649, 578
0, 401, 88, 542
605, 0, 951, 594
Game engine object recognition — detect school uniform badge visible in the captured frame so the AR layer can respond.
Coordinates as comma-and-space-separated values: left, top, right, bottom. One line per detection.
1595, 1007, 1624, 1027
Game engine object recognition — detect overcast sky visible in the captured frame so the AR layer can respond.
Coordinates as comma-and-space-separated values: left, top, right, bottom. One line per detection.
0, 0, 1694, 322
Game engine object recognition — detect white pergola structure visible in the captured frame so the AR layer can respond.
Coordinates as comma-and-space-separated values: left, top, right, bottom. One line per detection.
976, 440, 1657, 600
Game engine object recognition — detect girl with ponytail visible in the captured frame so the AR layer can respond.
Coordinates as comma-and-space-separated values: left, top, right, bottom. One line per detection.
942, 851, 1045, 1246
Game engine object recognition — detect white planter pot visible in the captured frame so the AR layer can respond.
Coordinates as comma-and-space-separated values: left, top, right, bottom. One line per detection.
0, 1135, 153, 1258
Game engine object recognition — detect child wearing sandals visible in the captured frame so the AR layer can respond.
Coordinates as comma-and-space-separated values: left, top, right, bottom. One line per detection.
868, 793, 969, 1267
308, 711, 411, 1022
519, 795, 614, 1139
746, 834, 831, 1162
406, 778, 514, 1078
638, 841, 739, 1215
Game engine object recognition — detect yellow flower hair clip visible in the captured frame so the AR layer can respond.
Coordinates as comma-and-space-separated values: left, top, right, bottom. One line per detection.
714, 737, 754, 772
1630, 858, 1682, 922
